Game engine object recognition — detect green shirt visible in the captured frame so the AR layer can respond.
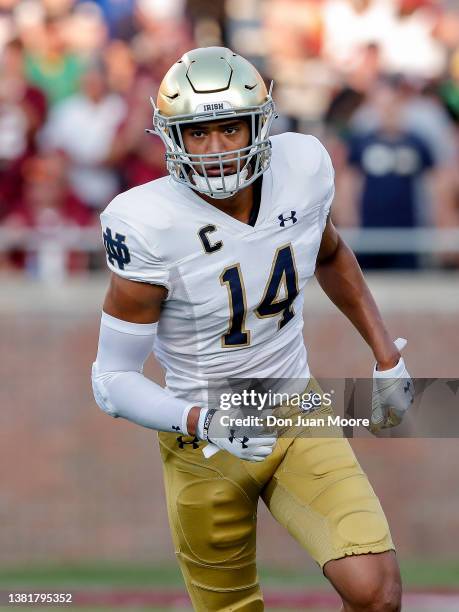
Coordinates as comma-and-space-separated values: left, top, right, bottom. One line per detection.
25, 53, 85, 106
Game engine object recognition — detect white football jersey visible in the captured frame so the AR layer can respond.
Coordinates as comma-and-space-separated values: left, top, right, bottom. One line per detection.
100, 132, 335, 408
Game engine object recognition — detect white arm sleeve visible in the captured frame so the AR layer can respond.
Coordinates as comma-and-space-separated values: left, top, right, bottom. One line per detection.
91, 312, 195, 435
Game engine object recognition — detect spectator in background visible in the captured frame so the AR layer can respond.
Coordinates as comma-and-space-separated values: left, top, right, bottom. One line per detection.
346, 74, 459, 266
87, 0, 136, 40
0, 0, 457, 277
263, 0, 333, 125
103, 39, 136, 96
41, 59, 126, 210
2, 152, 94, 277
132, 0, 193, 83
439, 49, 459, 124
323, 0, 385, 73
37, 0, 75, 20
24, 16, 84, 105
325, 43, 381, 142
401, 80, 458, 241
0, 0, 16, 52
323, 0, 446, 80
108, 73, 166, 189
341, 79, 434, 269
0, 39, 47, 220
434, 54, 459, 266
382, 0, 446, 79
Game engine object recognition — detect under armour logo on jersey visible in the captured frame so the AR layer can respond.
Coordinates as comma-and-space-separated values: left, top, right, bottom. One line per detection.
177, 435, 200, 450
278, 211, 297, 227
103, 227, 131, 270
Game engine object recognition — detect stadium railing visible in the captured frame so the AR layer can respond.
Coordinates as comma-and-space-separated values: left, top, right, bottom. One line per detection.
0, 227, 458, 280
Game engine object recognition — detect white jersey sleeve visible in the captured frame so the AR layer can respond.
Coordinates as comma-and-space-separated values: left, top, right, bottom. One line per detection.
100, 201, 170, 291
314, 136, 335, 233
276, 132, 335, 233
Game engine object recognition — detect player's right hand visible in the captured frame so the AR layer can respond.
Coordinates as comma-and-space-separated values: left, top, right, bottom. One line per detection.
196, 408, 277, 462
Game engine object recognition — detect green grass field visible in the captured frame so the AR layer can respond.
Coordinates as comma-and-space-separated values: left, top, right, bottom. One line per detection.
1, 559, 459, 589
1, 560, 458, 611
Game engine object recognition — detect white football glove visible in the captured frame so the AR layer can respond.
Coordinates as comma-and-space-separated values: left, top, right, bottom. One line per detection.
371, 338, 414, 433
196, 408, 277, 462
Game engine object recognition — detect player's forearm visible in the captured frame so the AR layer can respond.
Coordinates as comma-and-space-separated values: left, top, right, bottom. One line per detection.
92, 312, 197, 435
92, 368, 195, 432
315, 237, 400, 369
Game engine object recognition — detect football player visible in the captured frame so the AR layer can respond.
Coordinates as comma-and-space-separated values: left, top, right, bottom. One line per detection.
92, 47, 413, 611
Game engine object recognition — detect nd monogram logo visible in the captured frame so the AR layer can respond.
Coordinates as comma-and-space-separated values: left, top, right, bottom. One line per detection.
278, 211, 297, 227
103, 227, 131, 270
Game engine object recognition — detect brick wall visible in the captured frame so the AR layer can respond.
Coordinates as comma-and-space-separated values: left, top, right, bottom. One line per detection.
1, 274, 458, 565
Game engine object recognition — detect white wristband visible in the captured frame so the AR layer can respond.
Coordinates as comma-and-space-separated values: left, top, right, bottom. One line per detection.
374, 338, 408, 379
196, 408, 210, 440
374, 356, 406, 379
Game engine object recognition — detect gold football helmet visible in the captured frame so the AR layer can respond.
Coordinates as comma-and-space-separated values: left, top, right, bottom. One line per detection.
149, 47, 276, 199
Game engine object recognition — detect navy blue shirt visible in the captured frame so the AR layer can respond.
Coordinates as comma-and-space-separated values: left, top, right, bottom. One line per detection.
348, 131, 433, 228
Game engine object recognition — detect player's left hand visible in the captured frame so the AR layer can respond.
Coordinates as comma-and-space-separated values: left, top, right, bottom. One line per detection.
198, 406, 277, 462
371, 338, 414, 433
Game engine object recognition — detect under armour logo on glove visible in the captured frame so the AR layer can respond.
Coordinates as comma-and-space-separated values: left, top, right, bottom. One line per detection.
103, 227, 131, 270
278, 211, 297, 227
404, 381, 413, 401
177, 436, 200, 449
197, 407, 277, 462
228, 429, 249, 449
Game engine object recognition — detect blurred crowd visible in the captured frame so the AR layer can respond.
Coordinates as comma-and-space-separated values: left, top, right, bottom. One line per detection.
0, 0, 458, 278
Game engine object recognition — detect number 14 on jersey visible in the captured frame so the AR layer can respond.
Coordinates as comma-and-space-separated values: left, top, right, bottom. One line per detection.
220, 244, 299, 348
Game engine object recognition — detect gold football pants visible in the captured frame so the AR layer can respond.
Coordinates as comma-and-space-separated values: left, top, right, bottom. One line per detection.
158, 381, 394, 612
